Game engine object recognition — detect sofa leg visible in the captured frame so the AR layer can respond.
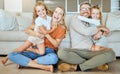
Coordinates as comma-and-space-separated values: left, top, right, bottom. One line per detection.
0, 54, 7, 57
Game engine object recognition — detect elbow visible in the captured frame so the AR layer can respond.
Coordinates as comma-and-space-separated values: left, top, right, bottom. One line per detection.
53, 44, 59, 48
54, 43, 60, 48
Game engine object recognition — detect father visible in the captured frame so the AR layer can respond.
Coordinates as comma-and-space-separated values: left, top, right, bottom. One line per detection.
58, 1, 116, 71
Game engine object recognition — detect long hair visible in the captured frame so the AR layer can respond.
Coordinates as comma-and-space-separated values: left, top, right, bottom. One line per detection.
32, 1, 53, 24
55, 6, 67, 30
91, 5, 102, 25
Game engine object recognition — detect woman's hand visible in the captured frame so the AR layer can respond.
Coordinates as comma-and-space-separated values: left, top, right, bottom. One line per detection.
36, 32, 44, 38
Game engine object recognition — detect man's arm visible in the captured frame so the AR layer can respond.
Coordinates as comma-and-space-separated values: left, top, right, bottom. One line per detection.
70, 16, 98, 36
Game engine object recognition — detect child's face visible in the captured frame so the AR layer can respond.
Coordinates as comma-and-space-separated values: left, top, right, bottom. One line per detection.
36, 5, 46, 18
52, 7, 64, 23
91, 9, 100, 20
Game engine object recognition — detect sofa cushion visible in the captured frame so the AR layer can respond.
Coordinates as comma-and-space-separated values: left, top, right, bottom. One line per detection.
0, 31, 28, 41
16, 13, 32, 31
102, 13, 108, 25
0, 9, 19, 31
107, 30, 120, 42
106, 12, 120, 31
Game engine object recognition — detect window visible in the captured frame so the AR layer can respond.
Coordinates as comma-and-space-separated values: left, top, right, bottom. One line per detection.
36, 0, 65, 11
66, 0, 78, 13
36, 0, 111, 13
111, 0, 120, 12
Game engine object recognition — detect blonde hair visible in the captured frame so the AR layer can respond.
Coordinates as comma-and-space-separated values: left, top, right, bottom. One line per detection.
56, 6, 66, 29
91, 5, 102, 24
32, 1, 53, 24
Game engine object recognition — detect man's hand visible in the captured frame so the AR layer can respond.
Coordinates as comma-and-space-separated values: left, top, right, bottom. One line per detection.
97, 26, 110, 35
93, 31, 102, 40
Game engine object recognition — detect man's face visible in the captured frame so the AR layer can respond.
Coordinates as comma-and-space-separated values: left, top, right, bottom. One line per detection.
80, 4, 91, 18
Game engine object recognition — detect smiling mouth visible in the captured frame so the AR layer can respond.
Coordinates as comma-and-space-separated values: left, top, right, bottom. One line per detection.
54, 16, 58, 20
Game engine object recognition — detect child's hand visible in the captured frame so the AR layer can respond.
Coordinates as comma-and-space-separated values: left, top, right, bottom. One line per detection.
103, 31, 109, 36
93, 31, 102, 40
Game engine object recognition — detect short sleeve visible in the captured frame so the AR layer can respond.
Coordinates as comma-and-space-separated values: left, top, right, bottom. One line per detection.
55, 26, 66, 39
35, 17, 43, 27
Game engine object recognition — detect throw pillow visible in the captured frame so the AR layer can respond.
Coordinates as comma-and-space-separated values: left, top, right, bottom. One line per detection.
16, 15, 32, 31
106, 12, 120, 31
0, 9, 19, 31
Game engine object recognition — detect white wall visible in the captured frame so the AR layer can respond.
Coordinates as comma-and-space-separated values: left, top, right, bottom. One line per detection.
4, 0, 22, 12
4, 0, 36, 12
22, 0, 35, 12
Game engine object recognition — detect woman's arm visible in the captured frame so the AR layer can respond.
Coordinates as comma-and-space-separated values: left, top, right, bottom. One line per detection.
45, 34, 62, 48
38, 25, 55, 35
25, 23, 44, 37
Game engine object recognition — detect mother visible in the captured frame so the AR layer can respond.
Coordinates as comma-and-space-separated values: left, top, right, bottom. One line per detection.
8, 6, 66, 72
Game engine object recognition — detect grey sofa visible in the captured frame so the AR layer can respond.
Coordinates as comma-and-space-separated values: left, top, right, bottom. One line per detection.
0, 9, 120, 57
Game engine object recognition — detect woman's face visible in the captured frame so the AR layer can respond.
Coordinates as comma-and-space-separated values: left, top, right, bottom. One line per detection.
91, 8, 100, 20
52, 7, 64, 23
36, 5, 46, 18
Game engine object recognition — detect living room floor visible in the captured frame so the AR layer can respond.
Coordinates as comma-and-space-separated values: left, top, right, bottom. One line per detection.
0, 57, 120, 74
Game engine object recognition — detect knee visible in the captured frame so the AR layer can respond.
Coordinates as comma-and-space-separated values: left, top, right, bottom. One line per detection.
39, 51, 45, 55
50, 53, 58, 64
108, 49, 116, 58
57, 48, 68, 60
106, 49, 116, 60
8, 52, 19, 60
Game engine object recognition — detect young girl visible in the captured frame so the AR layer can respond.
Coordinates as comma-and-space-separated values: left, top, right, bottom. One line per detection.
1, 1, 54, 64
78, 5, 109, 51
27, 1, 54, 55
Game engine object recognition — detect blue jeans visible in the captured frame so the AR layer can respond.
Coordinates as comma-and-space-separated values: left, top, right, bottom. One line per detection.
8, 47, 58, 66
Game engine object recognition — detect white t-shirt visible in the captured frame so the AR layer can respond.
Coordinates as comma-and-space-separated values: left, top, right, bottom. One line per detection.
35, 15, 52, 32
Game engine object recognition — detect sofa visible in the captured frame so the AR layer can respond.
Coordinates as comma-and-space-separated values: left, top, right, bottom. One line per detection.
0, 9, 120, 57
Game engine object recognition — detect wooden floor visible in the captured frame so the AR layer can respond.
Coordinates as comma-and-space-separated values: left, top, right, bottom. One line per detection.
0, 57, 120, 74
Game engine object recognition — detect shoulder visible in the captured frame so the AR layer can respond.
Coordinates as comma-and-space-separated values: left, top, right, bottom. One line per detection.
72, 15, 79, 19
36, 17, 42, 21
70, 15, 79, 23
47, 15, 52, 18
54, 25, 66, 33
35, 17, 43, 24
70, 15, 82, 25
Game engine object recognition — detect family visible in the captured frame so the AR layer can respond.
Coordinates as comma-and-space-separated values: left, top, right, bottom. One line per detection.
1, 1, 116, 72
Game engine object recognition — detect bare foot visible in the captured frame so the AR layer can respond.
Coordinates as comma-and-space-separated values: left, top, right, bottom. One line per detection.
44, 65, 53, 72
1, 57, 8, 65
49, 65, 53, 72
17, 64, 20, 69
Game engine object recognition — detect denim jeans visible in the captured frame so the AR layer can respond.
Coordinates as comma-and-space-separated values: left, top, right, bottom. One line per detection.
8, 47, 58, 66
